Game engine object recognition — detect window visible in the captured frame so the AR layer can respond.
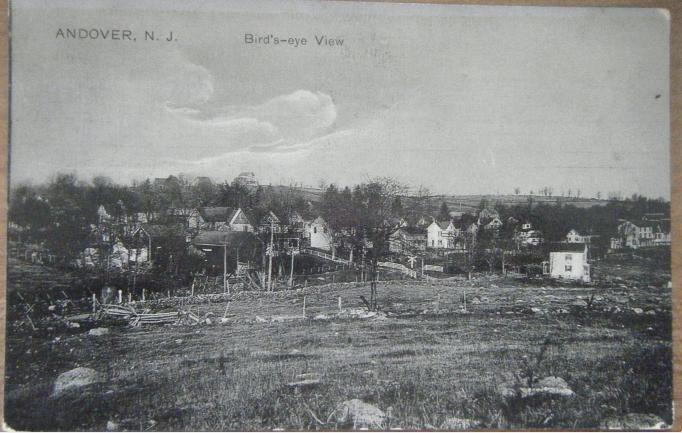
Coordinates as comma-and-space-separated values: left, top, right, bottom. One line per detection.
565, 265, 572, 272
313, 227, 317, 234
323, 227, 327, 233
565, 254, 572, 261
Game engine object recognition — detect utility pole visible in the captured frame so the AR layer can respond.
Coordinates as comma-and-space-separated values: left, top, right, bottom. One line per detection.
267, 220, 274, 291
289, 248, 295, 288
223, 242, 227, 293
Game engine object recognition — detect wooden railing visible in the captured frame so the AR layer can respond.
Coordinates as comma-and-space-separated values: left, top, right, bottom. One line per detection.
300, 248, 351, 265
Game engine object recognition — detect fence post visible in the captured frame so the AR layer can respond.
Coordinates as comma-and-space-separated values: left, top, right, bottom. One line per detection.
117, 290, 123, 304
128, 292, 132, 304
302, 296, 307, 318
338, 296, 342, 312
92, 293, 97, 313
142, 289, 146, 302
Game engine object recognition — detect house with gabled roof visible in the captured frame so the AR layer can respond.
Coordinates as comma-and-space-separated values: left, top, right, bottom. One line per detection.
259, 210, 284, 233
304, 216, 333, 251
198, 207, 254, 232
612, 218, 671, 249
427, 220, 460, 249
389, 227, 427, 254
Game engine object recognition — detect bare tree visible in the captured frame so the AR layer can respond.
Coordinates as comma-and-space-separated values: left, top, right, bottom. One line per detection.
363, 177, 408, 310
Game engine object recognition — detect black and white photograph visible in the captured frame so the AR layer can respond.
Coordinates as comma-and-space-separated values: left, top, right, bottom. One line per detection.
5, 0, 673, 430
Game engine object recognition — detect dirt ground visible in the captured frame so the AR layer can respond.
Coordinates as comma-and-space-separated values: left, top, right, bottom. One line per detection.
4, 258, 672, 431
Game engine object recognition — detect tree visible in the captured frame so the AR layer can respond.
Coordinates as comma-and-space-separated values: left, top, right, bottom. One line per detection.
44, 173, 91, 262
438, 201, 450, 221
361, 177, 407, 310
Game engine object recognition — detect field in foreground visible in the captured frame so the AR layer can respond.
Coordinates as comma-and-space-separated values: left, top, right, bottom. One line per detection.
5, 261, 672, 431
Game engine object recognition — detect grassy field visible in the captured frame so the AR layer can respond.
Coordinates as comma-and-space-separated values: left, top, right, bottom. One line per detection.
4, 261, 672, 431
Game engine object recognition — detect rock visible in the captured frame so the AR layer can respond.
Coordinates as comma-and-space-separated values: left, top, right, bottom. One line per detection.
220, 318, 229, 324
600, 413, 668, 430
572, 300, 588, 307
66, 321, 80, 329
48, 305, 56, 311
174, 339, 183, 344
441, 416, 481, 430
314, 314, 329, 320
499, 376, 574, 399
287, 378, 322, 390
88, 327, 109, 336
335, 399, 386, 429
646, 310, 656, 316
530, 307, 544, 314
255, 316, 267, 323
53, 367, 104, 396
632, 308, 644, 315
470, 297, 481, 305
106, 420, 119, 431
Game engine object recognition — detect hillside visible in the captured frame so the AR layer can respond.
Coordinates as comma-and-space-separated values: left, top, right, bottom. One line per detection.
261, 184, 612, 211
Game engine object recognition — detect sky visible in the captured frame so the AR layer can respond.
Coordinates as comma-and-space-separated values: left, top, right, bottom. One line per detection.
10, 0, 671, 199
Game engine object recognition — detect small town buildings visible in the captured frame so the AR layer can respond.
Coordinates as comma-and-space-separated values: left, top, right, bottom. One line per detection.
389, 227, 427, 254
259, 211, 284, 233
198, 207, 254, 232
427, 220, 460, 249
545, 243, 591, 283
565, 229, 597, 244
611, 219, 671, 249
304, 217, 333, 251
166, 208, 201, 230
516, 222, 543, 246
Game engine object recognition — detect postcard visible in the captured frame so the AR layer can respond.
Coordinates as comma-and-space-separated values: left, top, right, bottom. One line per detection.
6, 0, 672, 430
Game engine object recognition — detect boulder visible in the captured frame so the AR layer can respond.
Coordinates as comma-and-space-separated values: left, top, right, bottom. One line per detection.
106, 420, 119, 431
632, 308, 644, 315
600, 413, 668, 430
572, 300, 588, 307
88, 327, 109, 336
335, 399, 386, 429
499, 376, 574, 399
53, 367, 104, 396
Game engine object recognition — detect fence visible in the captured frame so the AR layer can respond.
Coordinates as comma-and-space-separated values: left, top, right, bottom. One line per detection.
377, 261, 418, 279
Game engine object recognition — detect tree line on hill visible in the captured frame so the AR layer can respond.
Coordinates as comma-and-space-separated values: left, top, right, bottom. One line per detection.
10, 173, 669, 274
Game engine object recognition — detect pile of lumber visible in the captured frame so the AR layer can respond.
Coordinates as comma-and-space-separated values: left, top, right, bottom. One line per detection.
99, 303, 204, 327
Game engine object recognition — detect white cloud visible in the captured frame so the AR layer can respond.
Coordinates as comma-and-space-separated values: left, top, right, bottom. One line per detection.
165, 87, 337, 152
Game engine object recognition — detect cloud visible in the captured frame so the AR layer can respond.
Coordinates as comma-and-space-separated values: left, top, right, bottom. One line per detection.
165, 83, 337, 152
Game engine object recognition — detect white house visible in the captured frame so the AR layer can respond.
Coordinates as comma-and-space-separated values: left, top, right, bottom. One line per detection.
546, 243, 591, 283
427, 220, 459, 249
517, 222, 543, 246
304, 216, 333, 251
612, 219, 670, 249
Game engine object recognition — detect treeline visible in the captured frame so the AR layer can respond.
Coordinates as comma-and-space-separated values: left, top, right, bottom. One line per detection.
10, 173, 670, 265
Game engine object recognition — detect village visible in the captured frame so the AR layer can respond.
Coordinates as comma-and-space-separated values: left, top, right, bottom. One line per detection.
5, 171, 673, 430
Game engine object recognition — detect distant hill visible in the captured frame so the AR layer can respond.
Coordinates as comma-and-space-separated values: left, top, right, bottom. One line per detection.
427, 194, 612, 212
261, 184, 612, 211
